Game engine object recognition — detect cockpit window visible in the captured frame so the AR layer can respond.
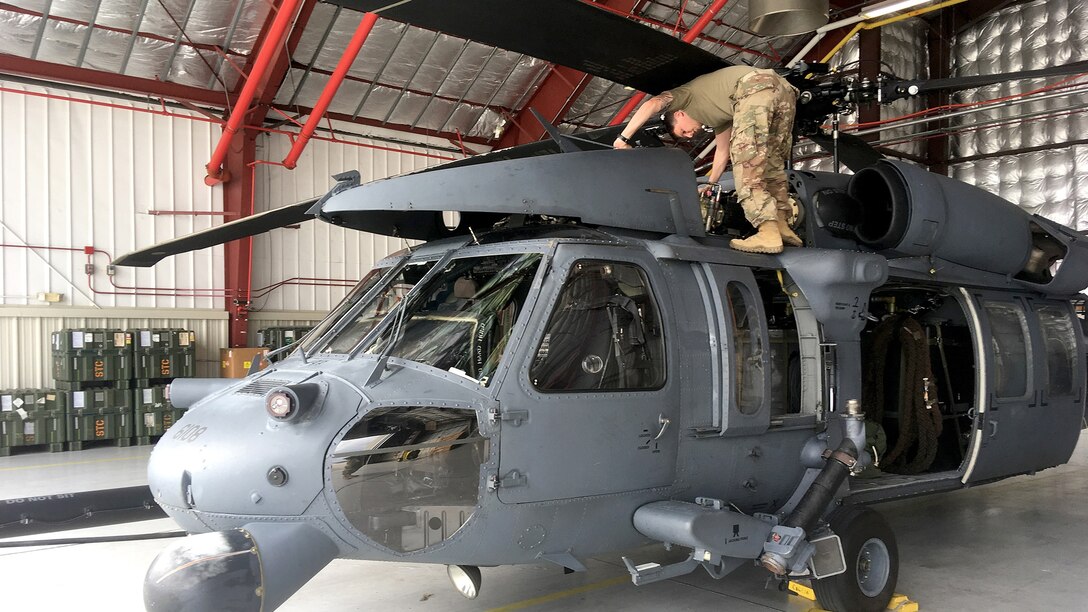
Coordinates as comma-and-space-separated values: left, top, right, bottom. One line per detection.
530, 260, 666, 392
321, 262, 437, 354
358, 253, 542, 384
301, 266, 388, 353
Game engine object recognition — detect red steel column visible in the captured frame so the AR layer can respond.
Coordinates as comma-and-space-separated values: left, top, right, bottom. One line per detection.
223, 128, 257, 347
283, 12, 379, 168
609, 0, 732, 126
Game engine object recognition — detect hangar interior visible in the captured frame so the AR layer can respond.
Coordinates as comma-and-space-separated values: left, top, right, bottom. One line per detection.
1, 0, 1087, 610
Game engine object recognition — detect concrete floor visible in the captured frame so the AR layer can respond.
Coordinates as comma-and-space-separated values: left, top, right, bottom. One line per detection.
2, 433, 1088, 611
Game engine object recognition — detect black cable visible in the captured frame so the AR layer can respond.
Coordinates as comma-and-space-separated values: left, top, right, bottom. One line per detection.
0, 530, 186, 548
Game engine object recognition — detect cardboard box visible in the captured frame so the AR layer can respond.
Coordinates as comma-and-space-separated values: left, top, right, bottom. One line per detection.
220, 348, 268, 378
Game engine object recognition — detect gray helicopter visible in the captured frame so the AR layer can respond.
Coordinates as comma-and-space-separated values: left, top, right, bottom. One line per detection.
111, 3, 1088, 611
124, 138, 1088, 612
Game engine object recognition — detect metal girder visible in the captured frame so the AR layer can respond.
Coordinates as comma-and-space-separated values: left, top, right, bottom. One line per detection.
269, 103, 494, 146
925, 9, 953, 175
495, 0, 642, 148
0, 53, 229, 107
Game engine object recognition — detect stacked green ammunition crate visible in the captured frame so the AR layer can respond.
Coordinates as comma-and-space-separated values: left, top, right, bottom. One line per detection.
67, 387, 135, 450
128, 328, 196, 444
257, 326, 313, 361
51, 329, 134, 389
0, 389, 67, 455
51, 329, 135, 449
129, 329, 197, 384
134, 385, 186, 445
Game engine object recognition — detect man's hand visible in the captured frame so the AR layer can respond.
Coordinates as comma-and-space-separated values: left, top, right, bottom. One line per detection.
613, 138, 632, 149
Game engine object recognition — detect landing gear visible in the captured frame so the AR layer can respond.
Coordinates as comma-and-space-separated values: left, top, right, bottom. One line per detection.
813, 505, 899, 612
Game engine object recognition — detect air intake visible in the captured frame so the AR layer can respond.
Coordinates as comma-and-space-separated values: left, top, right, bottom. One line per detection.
749, 0, 828, 36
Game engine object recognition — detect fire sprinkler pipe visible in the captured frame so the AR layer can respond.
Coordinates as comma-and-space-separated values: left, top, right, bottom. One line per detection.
609, 0, 732, 126
283, 12, 380, 169
205, 0, 304, 185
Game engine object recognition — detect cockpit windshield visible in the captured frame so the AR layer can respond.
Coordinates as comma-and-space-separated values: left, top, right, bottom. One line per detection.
321, 261, 437, 354
324, 253, 542, 385
300, 266, 389, 354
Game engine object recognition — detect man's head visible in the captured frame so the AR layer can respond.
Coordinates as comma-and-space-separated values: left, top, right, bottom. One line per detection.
664, 110, 703, 140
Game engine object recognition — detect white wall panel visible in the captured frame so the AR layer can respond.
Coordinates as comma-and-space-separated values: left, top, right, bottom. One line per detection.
0, 307, 229, 389
252, 124, 456, 312
0, 80, 224, 310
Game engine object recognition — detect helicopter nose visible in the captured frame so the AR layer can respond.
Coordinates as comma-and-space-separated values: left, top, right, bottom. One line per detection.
144, 522, 337, 612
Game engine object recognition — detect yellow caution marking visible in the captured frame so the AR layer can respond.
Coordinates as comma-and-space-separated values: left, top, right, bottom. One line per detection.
486, 575, 629, 612
0, 455, 147, 472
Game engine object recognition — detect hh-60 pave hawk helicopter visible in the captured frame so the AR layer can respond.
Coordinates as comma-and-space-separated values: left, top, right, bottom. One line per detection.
102, 1, 1088, 611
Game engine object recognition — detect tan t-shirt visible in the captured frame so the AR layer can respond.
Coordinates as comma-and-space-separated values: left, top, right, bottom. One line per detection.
665, 65, 757, 133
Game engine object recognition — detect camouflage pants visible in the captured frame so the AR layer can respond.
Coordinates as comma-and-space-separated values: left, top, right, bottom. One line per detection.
730, 70, 797, 227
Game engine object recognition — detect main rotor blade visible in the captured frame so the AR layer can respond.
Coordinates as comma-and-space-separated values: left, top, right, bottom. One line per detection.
883, 60, 1088, 102
113, 199, 318, 267
806, 132, 885, 172
325, 0, 728, 94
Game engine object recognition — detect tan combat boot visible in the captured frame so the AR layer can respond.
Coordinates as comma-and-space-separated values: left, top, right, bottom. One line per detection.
777, 210, 803, 247
730, 220, 784, 254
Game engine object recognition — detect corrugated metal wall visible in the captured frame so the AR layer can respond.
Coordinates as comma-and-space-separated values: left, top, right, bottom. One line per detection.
1, 80, 459, 389
0, 81, 224, 310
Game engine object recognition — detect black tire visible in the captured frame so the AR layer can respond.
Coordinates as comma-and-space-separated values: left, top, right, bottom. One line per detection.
812, 505, 899, 612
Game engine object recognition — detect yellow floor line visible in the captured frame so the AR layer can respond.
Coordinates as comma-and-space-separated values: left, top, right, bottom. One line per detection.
486, 575, 629, 612
0, 455, 148, 472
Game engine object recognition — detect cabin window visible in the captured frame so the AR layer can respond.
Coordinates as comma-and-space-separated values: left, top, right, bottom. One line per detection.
727, 282, 764, 415
1036, 305, 1078, 396
530, 260, 665, 391
983, 301, 1030, 398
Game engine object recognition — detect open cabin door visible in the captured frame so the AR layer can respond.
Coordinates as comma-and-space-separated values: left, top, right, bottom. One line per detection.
690, 264, 773, 436
964, 291, 1084, 483
494, 248, 678, 503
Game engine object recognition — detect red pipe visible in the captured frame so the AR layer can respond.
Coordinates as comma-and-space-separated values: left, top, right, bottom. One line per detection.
283, 12, 380, 169
205, 0, 303, 185
610, 0, 731, 126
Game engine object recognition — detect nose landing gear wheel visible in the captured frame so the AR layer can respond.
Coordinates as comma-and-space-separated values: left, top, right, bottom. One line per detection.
812, 505, 899, 612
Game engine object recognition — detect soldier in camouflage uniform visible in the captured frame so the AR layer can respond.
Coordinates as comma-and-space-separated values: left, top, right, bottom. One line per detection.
614, 66, 801, 253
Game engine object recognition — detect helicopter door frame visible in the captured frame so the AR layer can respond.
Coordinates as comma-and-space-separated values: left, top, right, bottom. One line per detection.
961, 289, 1074, 483
692, 263, 772, 437
494, 245, 679, 504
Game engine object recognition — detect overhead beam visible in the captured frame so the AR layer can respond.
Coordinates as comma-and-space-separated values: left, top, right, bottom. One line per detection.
0, 53, 229, 107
